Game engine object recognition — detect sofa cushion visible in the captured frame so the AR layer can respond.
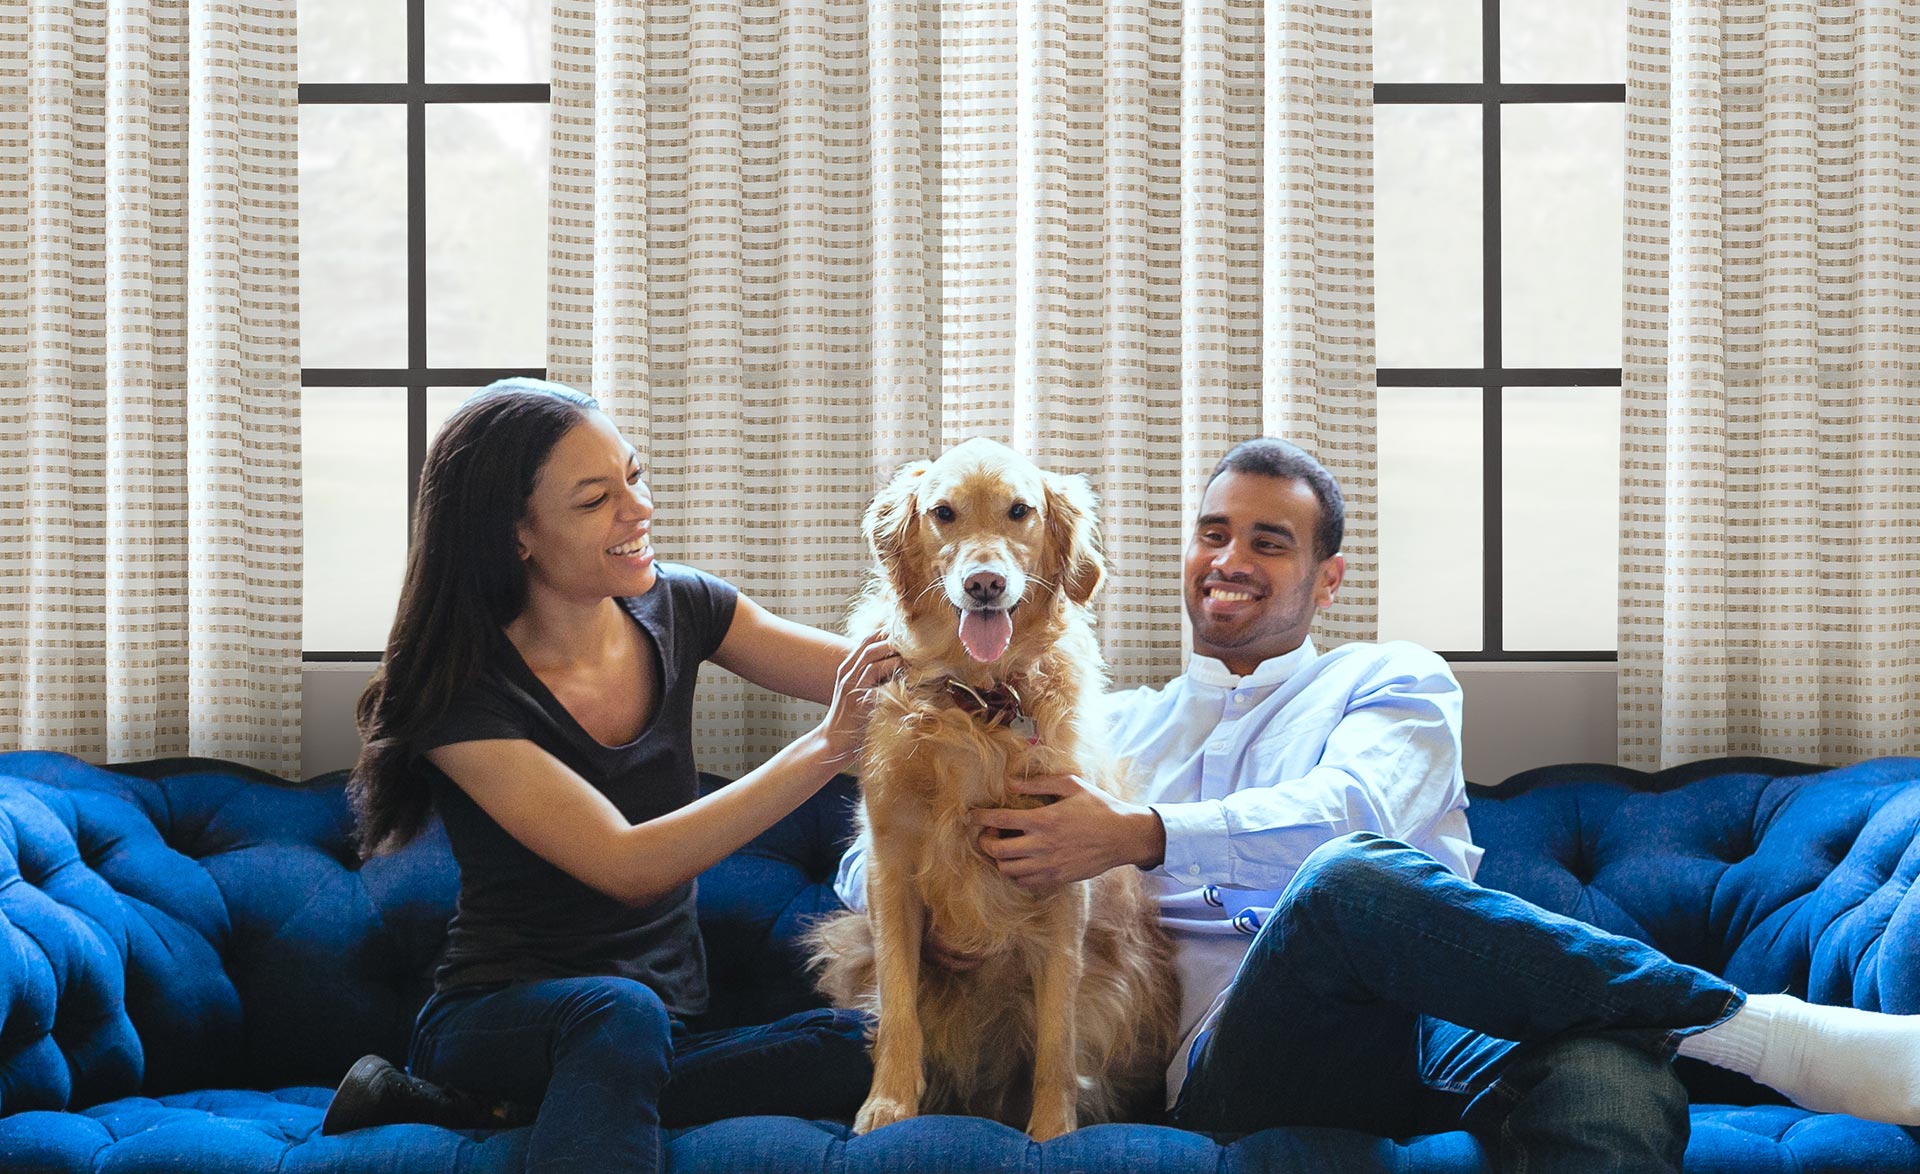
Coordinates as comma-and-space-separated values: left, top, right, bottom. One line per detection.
0, 752, 461, 1111
1467, 755, 1920, 1106
0, 1088, 528, 1173
1468, 756, 1920, 1010
6, 1093, 1915, 1174
694, 771, 857, 1026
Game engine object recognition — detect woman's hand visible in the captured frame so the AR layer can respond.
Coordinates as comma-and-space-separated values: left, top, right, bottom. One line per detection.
812, 631, 899, 768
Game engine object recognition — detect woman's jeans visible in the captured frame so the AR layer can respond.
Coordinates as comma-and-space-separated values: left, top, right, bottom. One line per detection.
1168, 833, 1743, 1174
409, 977, 872, 1174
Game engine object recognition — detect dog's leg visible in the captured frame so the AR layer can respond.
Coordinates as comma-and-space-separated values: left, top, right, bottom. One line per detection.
853, 854, 927, 1134
1024, 884, 1091, 1141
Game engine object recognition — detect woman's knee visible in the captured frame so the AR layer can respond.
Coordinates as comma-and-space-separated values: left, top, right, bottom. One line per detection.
552, 978, 674, 1070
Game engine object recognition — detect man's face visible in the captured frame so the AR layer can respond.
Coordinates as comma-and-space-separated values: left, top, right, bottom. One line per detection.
1182, 471, 1344, 675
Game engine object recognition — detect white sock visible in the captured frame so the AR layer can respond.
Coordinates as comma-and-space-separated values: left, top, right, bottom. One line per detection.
1677, 992, 1920, 1125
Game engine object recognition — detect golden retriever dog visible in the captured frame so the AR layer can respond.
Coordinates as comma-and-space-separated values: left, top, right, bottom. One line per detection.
806, 438, 1179, 1141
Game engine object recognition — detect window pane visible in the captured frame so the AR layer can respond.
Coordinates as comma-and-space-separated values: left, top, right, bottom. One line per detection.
304, 387, 408, 652
1377, 105, 1483, 369
1501, 105, 1622, 368
1501, 0, 1625, 84
427, 104, 551, 368
427, 0, 552, 84
301, 106, 408, 369
299, 0, 405, 83
1502, 386, 1619, 651
1378, 386, 1483, 651
1377, 0, 1480, 83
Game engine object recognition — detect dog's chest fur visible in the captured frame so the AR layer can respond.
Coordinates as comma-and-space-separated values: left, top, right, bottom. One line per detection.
857, 665, 1099, 955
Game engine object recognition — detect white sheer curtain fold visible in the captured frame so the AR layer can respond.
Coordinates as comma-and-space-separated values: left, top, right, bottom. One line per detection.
0, 0, 301, 774
552, 0, 1375, 779
1621, 1, 1920, 768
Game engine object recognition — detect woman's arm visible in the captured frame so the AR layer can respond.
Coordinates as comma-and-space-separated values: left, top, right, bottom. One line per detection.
427, 633, 894, 907
708, 594, 854, 705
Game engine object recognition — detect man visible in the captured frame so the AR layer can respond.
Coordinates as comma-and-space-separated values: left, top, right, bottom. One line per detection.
837, 438, 1920, 1173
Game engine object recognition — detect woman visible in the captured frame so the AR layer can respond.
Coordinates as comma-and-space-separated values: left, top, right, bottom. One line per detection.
322, 378, 894, 1172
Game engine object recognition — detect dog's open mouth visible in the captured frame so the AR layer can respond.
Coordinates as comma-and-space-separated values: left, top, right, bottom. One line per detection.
956, 603, 1019, 663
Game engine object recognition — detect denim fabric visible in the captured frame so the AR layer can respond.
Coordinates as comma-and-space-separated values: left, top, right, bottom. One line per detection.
409, 977, 872, 1174
1169, 833, 1740, 1173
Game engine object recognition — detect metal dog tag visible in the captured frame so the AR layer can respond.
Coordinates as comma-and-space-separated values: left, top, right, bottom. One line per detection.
1010, 713, 1040, 743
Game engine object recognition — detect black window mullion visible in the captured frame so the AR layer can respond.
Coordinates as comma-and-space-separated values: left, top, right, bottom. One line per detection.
406, 0, 428, 528
299, 83, 552, 104
1480, 0, 1504, 658
1376, 368, 1622, 388
1372, 82, 1624, 104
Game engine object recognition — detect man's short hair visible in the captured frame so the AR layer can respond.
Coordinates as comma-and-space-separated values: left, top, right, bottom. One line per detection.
1208, 438, 1345, 562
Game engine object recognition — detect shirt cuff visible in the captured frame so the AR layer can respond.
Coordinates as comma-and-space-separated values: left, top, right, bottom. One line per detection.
1148, 799, 1231, 885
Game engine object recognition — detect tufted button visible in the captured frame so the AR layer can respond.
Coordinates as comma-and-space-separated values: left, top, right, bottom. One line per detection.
1566, 857, 1594, 887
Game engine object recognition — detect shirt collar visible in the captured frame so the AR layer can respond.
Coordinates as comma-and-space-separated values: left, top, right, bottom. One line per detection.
1185, 636, 1318, 691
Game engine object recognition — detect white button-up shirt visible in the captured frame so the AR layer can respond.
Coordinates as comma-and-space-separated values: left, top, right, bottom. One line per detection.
832, 636, 1481, 1103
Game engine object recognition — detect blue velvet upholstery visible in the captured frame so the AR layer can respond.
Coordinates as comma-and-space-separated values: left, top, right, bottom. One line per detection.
0, 749, 1916, 1173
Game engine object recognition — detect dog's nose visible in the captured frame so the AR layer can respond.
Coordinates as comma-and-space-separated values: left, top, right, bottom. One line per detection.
965, 571, 1006, 604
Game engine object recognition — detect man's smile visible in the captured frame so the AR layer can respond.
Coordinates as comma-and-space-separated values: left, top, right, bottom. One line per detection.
1198, 580, 1266, 616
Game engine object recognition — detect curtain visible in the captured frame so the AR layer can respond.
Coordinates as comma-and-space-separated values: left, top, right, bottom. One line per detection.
551, 0, 1374, 780
1620, 1, 1920, 769
0, 0, 302, 774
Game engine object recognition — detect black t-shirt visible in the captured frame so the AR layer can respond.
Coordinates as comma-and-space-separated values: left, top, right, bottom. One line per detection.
411, 562, 740, 1014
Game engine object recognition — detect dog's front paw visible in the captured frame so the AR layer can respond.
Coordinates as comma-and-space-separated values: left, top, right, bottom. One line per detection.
1025, 1105, 1077, 1142
853, 1093, 919, 1135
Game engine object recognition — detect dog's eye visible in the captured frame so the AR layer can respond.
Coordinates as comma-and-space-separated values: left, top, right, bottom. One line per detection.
931, 504, 956, 523
1008, 503, 1030, 520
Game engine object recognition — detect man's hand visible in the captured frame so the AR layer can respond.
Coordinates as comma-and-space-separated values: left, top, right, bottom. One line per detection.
970, 772, 1167, 894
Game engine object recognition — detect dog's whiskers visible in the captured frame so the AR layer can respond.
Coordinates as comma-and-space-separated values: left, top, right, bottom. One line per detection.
912, 577, 948, 607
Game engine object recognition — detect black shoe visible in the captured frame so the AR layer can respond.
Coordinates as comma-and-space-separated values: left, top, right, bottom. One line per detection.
321, 1055, 532, 1135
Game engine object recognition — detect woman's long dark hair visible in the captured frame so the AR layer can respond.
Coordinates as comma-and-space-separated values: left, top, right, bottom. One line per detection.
348, 378, 601, 856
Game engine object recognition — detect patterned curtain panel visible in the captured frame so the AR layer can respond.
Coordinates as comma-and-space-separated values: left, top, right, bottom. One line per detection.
551, 0, 1373, 779
1620, 2, 1920, 769
0, 1, 301, 774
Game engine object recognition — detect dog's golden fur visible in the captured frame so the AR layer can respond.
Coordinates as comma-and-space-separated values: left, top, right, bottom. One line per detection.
806, 438, 1179, 1140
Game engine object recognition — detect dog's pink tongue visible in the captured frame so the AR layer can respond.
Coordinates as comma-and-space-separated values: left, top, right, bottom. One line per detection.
958, 609, 1013, 662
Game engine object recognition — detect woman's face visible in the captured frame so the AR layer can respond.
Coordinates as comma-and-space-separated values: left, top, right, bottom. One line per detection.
515, 410, 657, 603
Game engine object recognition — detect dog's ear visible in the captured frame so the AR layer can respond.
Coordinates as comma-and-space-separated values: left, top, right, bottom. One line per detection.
865, 460, 932, 596
1042, 470, 1104, 606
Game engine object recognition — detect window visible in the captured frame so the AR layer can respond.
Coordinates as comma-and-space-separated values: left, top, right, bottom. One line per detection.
298, 0, 552, 657
298, 0, 1621, 659
1374, 0, 1625, 659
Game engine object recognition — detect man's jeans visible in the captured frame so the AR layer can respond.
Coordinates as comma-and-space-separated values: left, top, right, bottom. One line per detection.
409, 977, 872, 1174
1169, 833, 1742, 1174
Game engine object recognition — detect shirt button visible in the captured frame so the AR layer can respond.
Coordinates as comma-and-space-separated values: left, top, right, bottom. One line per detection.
1187, 864, 1201, 877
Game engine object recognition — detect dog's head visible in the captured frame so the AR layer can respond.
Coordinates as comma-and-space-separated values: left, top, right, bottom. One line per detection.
864, 438, 1104, 666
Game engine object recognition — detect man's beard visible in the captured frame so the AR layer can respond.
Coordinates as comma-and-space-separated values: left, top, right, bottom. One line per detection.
1190, 576, 1316, 651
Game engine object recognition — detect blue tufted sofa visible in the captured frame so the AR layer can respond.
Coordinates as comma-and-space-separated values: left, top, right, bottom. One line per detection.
0, 748, 1917, 1173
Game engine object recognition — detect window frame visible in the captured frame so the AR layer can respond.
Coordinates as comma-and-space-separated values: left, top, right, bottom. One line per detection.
300, 0, 551, 660
1374, 0, 1625, 661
